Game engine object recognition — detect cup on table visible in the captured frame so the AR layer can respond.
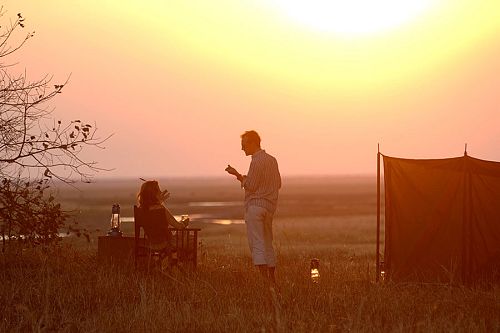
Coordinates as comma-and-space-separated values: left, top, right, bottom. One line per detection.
181, 214, 189, 227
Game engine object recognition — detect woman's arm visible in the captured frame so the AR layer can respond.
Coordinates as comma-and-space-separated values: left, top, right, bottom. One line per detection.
164, 207, 186, 229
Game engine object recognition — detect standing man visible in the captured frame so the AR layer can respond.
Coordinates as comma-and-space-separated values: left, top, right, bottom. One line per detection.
225, 130, 281, 283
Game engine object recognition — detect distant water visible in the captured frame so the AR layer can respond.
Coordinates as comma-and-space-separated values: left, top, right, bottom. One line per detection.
211, 219, 244, 225
121, 201, 245, 225
121, 216, 244, 225
188, 201, 241, 207
1, 233, 71, 241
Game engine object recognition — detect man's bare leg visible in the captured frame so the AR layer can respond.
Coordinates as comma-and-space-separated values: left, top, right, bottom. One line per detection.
257, 265, 277, 285
257, 264, 269, 280
268, 266, 276, 284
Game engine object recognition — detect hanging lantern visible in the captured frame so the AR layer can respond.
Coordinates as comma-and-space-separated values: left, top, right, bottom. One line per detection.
107, 203, 122, 237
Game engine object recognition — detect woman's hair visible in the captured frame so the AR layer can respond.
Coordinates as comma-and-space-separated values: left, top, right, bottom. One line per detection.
137, 180, 162, 208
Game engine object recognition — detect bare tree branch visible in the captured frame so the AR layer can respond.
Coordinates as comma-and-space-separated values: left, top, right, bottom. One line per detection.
0, 7, 111, 249
0, 10, 111, 183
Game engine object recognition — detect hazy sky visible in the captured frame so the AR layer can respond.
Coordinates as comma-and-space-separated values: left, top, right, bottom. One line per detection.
5, 1, 500, 178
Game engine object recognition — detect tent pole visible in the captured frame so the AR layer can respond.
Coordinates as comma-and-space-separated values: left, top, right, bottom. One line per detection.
376, 144, 381, 282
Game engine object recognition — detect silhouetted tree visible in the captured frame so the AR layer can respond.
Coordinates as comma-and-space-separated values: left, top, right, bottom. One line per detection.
0, 178, 65, 249
0, 8, 109, 249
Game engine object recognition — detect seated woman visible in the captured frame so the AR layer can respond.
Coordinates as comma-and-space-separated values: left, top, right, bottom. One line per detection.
136, 180, 188, 252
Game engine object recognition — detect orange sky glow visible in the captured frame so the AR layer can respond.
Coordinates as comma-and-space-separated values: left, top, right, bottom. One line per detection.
5, 0, 500, 178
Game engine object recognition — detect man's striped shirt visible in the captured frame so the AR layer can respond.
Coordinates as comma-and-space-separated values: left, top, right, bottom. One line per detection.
242, 149, 281, 213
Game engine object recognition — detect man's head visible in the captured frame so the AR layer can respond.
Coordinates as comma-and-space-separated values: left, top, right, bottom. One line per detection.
241, 130, 261, 156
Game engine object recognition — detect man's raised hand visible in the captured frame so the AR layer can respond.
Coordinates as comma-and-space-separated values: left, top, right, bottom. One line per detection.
225, 164, 238, 176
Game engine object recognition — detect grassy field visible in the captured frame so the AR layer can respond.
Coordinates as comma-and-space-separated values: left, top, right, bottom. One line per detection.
1, 177, 499, 332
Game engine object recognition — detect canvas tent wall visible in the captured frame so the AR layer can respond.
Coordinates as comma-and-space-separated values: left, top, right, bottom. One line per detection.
379, 154, 500, 283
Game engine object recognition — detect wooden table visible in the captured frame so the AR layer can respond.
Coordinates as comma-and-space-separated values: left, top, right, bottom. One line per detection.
169, 228, 201, 266
98, 228, 201, 267
97, 235, 135, 265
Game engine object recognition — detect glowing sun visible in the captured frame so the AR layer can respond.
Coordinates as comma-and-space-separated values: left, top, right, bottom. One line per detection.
272, 0, 435, 37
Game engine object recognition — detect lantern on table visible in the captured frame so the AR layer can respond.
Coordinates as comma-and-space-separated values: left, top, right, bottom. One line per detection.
107, 203, 122, 237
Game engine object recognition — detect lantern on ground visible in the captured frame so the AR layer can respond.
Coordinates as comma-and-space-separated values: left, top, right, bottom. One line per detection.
380, 261, 386, 282
107, 203, 122, 237
310, 258, 320, 283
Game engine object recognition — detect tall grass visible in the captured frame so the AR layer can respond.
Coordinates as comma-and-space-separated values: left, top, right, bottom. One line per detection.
3, 178, 497, 332
1, 241, 498, 332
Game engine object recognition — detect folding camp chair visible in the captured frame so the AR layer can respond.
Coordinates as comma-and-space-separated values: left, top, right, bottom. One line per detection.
134, 205, 175, 270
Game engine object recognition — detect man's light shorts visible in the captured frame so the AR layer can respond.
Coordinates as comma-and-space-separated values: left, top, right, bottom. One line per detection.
244, 205, 276, 267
